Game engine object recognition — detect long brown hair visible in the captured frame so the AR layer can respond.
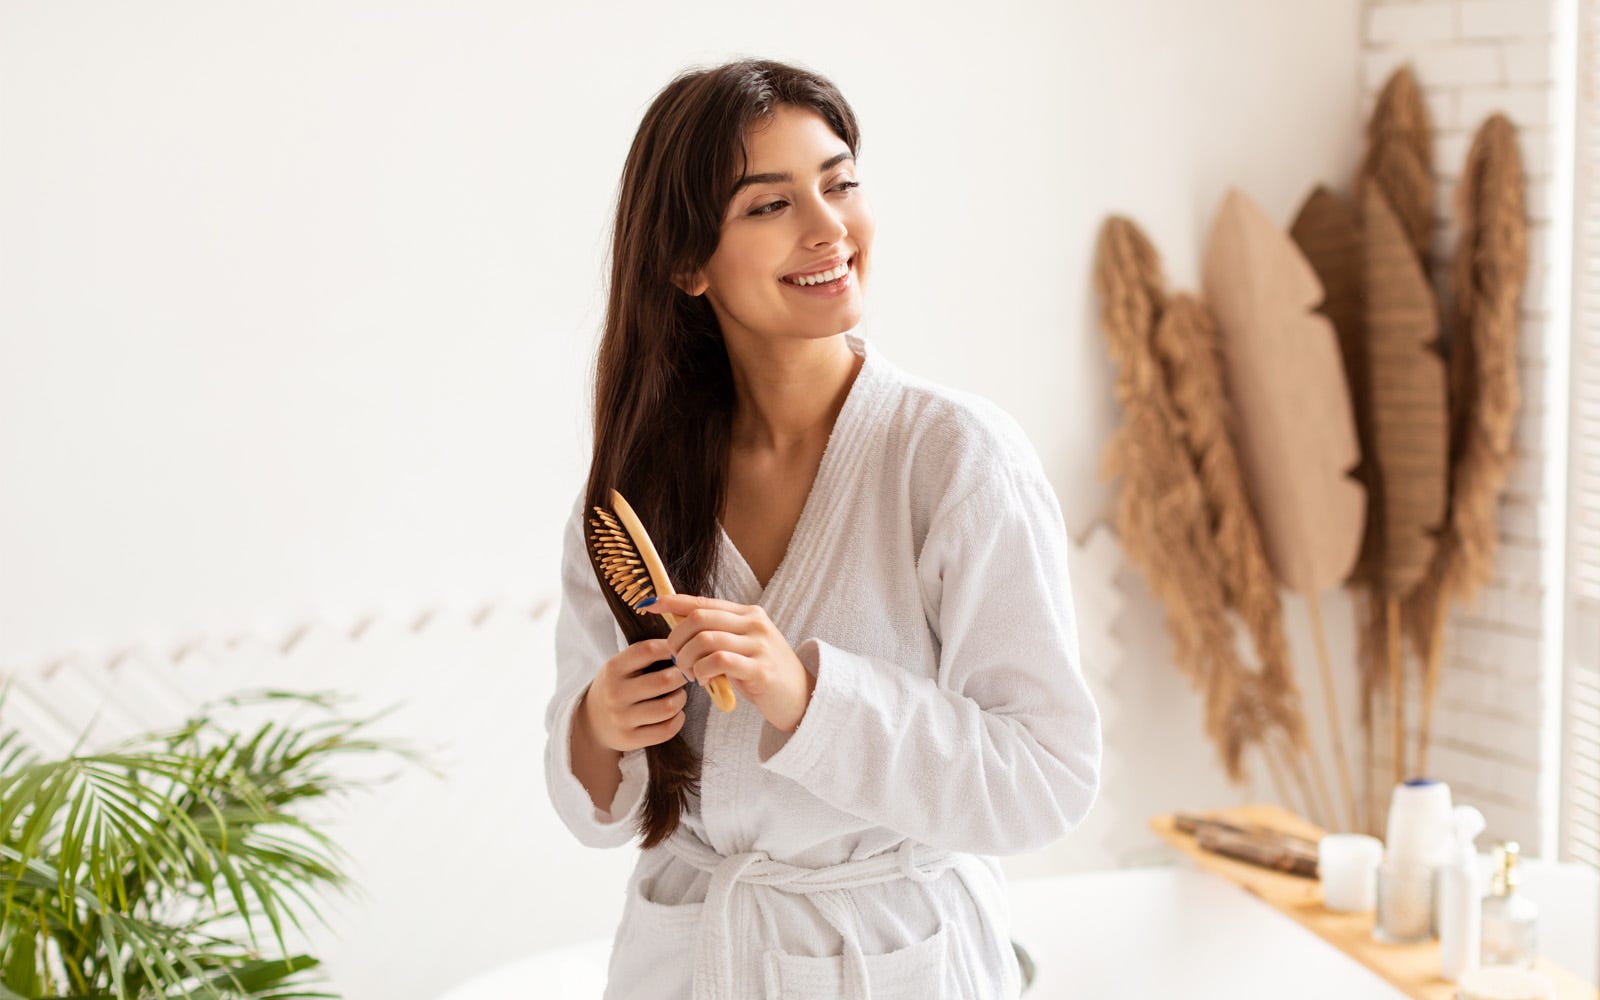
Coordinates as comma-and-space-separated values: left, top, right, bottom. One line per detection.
584, 59, 862, 847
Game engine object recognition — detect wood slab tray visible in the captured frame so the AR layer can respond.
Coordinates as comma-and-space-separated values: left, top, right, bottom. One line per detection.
1149, 804, 1598, 999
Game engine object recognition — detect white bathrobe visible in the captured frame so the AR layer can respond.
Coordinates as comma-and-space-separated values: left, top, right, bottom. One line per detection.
544, 330, 1101, 1000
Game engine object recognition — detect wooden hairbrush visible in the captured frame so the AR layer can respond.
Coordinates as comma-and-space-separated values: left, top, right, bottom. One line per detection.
588, 488, 738, 713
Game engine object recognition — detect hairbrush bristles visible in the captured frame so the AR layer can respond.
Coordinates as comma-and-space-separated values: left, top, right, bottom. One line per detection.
589, 490, 737, 712
589, 506, 658, 612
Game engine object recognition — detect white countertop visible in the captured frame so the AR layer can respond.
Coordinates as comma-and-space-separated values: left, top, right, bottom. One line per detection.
436, 858, 1598, 999
1007, 865, 1405, 998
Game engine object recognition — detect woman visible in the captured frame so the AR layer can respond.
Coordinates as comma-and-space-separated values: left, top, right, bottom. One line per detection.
545, 58, 1100, 1000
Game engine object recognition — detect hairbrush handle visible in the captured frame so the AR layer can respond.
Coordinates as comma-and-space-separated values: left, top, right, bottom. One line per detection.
656, 608, 737, 712
609, 490, 737, 713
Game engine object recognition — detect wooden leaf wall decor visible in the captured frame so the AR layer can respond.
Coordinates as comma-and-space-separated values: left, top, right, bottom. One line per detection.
1200, 189, 1367, 595
1292, 187, 1375, 586
1361, 185, 1451, 793
1361, 186, 1450, 602
1357, 66, 1436, 272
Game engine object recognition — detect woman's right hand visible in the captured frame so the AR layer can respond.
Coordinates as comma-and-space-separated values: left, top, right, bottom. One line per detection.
579, 638, 690, 752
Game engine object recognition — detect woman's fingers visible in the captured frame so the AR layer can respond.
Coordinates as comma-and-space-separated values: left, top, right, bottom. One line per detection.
675, 631, 758, 682
642, 592, 746, 616
613, 637, 675, 678
586, 637, 692, 752
632, 710, 687, 747
665, 608, 753, 636
616, 639, 685, 696
628, 686, 688, 727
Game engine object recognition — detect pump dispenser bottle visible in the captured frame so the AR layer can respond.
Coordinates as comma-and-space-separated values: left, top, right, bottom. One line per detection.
1481, 841, 1538, 969
1437, 805, 1486, 981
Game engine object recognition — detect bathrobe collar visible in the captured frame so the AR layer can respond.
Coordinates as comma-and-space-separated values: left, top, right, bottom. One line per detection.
715, 330, 891, 621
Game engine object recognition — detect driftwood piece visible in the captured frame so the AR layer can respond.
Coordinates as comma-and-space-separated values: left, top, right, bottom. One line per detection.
1174, 811, 1321, 879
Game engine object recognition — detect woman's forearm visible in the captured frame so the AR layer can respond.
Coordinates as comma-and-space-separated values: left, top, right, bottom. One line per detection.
570, 686, 624, 811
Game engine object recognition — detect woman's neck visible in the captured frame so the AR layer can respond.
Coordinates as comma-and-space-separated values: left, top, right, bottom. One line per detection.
724, 333, 862, 454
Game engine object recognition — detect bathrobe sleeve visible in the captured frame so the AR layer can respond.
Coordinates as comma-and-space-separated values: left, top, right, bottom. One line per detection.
544, 491, 650, 848
760, 435, 1102, 856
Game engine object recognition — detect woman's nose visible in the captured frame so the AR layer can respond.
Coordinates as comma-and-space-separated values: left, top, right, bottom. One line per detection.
800, 194, 848, 247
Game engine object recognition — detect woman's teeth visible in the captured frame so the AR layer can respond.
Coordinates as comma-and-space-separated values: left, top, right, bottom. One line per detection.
787, 260, 851, 286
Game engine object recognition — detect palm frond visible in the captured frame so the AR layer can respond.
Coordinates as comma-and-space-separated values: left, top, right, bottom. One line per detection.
0, 690, 415, 999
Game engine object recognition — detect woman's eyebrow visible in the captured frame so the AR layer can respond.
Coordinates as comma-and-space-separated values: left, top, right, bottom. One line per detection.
732, 151, 854, 194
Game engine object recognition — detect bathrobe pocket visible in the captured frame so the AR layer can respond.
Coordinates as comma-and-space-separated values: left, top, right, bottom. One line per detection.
604, 874, 703, 1000
759, 923, 959, 999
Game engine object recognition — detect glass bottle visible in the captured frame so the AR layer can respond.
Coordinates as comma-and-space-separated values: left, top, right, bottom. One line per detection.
1480, 841, 1538, 968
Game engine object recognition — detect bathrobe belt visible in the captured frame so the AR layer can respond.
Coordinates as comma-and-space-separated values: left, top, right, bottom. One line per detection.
664, 830, 966, 1000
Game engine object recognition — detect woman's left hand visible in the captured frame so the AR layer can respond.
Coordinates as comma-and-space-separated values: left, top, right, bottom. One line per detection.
641, 593, 816, 732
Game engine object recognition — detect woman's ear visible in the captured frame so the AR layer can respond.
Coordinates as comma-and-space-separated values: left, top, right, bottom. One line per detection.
673, 270, 710, 297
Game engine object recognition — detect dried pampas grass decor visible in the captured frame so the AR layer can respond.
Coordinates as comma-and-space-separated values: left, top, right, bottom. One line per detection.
1095, 217, 1325, 819
1361, 186, 1450, 791
1150, 293, 1336, 828
1200, 189, 1368, 832
1403, 113, 1528, 776
1357, 66, 1436, 273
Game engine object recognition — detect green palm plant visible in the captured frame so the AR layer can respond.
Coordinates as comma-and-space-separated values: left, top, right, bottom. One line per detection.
0, 688, 415, 999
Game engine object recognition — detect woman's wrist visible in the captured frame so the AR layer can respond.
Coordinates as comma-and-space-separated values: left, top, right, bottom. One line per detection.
785, 669, 818, 733
573, 686, 622, 760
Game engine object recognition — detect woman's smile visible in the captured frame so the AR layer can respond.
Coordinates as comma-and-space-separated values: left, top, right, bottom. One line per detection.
780, 253, 857, 296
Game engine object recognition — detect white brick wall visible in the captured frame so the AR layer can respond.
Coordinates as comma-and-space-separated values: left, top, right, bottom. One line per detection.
1361, 0, 1562, 853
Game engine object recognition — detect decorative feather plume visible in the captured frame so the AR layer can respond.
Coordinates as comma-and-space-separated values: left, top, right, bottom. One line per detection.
1357, 66, 1436, 272
1151, 294, 1293, 684
1404, 113, 1528, 774
1199, 189, 1367, 830
1096, 217, 1312, 798
1150, 292, 1333, 820
1096, 221, 1235, 748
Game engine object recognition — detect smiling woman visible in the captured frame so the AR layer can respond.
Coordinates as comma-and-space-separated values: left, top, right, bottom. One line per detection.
543, 58, 1101, 1000
677, 105, 874, 349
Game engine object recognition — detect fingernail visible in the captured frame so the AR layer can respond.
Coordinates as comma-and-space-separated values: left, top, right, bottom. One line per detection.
637, 596, 658, 609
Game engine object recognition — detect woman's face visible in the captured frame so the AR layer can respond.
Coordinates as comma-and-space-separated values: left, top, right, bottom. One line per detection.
681, 104, 874, 348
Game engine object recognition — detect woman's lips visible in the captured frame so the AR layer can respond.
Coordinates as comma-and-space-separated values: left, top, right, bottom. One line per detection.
780, 255, 856, 298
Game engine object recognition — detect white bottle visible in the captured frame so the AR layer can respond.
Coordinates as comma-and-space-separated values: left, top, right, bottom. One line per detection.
1437, 804, 1486, 982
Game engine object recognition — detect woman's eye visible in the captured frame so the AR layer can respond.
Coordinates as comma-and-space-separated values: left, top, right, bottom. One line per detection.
747, 181, 860, 218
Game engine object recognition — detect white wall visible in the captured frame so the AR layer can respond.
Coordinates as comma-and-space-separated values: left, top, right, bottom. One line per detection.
0, 1, 1376, 996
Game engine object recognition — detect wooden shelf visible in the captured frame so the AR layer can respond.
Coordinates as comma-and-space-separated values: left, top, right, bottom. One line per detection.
1149, 805, 1598, 1000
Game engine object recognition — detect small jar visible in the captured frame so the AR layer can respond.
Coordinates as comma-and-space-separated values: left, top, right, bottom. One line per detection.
1374, 858, 1434, 944
1318, 833, 1383, 912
